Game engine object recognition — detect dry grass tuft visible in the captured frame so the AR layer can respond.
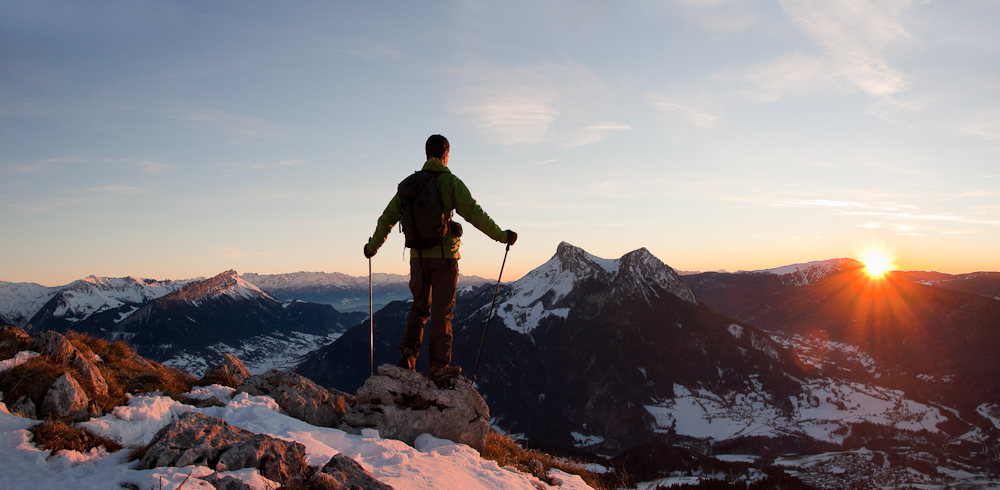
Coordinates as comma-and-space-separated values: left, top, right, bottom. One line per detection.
0, 356, 66, 410
0, 326, 32, 360
64, 331, 197, 412
29, 418, 123, 454
481, 429, 609, 489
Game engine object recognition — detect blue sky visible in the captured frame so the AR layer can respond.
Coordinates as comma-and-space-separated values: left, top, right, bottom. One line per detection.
2, 0, 998, 286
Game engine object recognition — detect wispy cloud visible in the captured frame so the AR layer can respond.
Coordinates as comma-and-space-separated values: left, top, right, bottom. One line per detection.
452, 61, 629, 147
530, 159, 557, 166
777, 0, 912, 96
647, 88, 721, 127
770, 199, 915, 211
845, 210, 1000, 227
726, 52, 850, 103
857, 222, 882, 229
139, 160, 173, 172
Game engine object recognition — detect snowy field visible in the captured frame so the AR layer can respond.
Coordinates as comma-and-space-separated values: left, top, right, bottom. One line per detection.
645, 379, 948, 443
0, 385, 591, 490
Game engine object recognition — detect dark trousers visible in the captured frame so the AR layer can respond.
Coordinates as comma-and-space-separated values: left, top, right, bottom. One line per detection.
401, 257, 458, 370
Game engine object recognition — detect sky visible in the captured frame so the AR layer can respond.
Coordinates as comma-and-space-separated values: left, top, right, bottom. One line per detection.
1, 0, 998, 286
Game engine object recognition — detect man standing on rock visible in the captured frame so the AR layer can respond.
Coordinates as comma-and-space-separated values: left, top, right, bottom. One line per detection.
364, 134, 516, 383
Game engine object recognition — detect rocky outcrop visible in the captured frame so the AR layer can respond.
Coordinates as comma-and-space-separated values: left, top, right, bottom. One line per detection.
201, 353, 251, 387
342, 364, 490, 453
307, 454, 395, 490
138, 411, 308, 485
27, 331, 108, 396
10, 395, 36, 419
41, 373, 90, 419
202, 473, 255, 490
236, 369, 355, 428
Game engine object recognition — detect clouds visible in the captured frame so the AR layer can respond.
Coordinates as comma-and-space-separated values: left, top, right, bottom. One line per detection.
647, 88, 721, 127
726, 52, 851, 103
452, 61, 630, 147
777, 0, 912, 96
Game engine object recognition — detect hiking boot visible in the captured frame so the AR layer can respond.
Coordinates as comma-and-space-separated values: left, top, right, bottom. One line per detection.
398, 347, 417, 371
429, 365, 462, 386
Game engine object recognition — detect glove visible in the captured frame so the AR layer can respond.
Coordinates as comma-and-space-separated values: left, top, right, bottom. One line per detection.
363, 243, 375, 258
504, 230, 517, 246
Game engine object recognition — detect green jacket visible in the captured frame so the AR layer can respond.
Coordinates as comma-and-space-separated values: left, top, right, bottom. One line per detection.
367, 158, 509, 259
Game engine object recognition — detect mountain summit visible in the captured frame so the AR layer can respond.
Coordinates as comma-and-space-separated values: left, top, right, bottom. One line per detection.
498, 242, 697, 334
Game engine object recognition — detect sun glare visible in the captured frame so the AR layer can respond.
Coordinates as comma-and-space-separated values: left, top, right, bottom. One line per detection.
860, 250, 895, 279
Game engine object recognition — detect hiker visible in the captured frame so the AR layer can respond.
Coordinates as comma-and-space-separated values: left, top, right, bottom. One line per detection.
364, 134, 517, 382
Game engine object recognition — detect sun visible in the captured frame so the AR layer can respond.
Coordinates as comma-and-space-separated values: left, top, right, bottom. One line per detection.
860, 250, 896, 279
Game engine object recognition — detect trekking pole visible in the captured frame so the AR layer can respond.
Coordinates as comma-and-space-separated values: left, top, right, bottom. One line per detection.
369, 257, 374, 376
472, 243, 510, 381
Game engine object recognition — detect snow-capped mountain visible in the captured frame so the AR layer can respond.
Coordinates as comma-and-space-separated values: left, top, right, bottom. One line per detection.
685, 266, 1000, 409
298, 243, 1000, 487
242, 271, 491, 313
26, 275, 190, 332
496, 242, 697, 334
0, 281, 60, 327
757, 258, 863, 285
118, 270, 366, 374
299, 242, 803, 452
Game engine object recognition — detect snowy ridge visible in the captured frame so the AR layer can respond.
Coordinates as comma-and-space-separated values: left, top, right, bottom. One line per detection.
51, 276, 187, 320
3, 276, 190, 326
242, 271, 491, 291
0, 281, 59, 326
167, 271, 273, 306
496, 242, 697, 334
754, 258, 863, 285
242, 271, 408, 290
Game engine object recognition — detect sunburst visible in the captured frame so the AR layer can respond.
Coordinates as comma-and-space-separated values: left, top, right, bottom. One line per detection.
857, 245, 897, 279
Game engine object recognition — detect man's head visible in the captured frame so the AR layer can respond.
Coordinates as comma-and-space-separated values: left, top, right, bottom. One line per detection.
425, 134, 450, 163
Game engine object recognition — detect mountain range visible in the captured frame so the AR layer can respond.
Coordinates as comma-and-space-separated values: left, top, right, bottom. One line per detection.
3, 245, 1000, 487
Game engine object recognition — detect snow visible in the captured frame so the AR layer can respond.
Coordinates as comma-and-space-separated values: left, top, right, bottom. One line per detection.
495, 243, 696, 334
755, 258, 862, 285
0, 281, 60, 326
0, 351, 39, 374
161, 330, 347, 377
645, 380, 947, 445
0, 387, 593, 490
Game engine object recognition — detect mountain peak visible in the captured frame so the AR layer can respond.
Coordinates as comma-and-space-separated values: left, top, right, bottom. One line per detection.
616, 247, 698, 305
168, 270, 272, 305
756, 258, 863, 285
498, 243, 697, 333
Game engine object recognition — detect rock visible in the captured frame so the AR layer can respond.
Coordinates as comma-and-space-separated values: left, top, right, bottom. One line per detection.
343, 364, 490, 453
27, 331, 108, 396
201, 353, 251, 387
236, 369, 356, 428
307, 453, 395, 490
202, 473, 255, 490
10, 395, 36, 419
41, 373, 90, 419
139, 411, 307, 485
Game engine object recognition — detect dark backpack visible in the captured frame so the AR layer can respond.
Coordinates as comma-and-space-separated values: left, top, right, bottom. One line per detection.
397, 170, 449, 249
